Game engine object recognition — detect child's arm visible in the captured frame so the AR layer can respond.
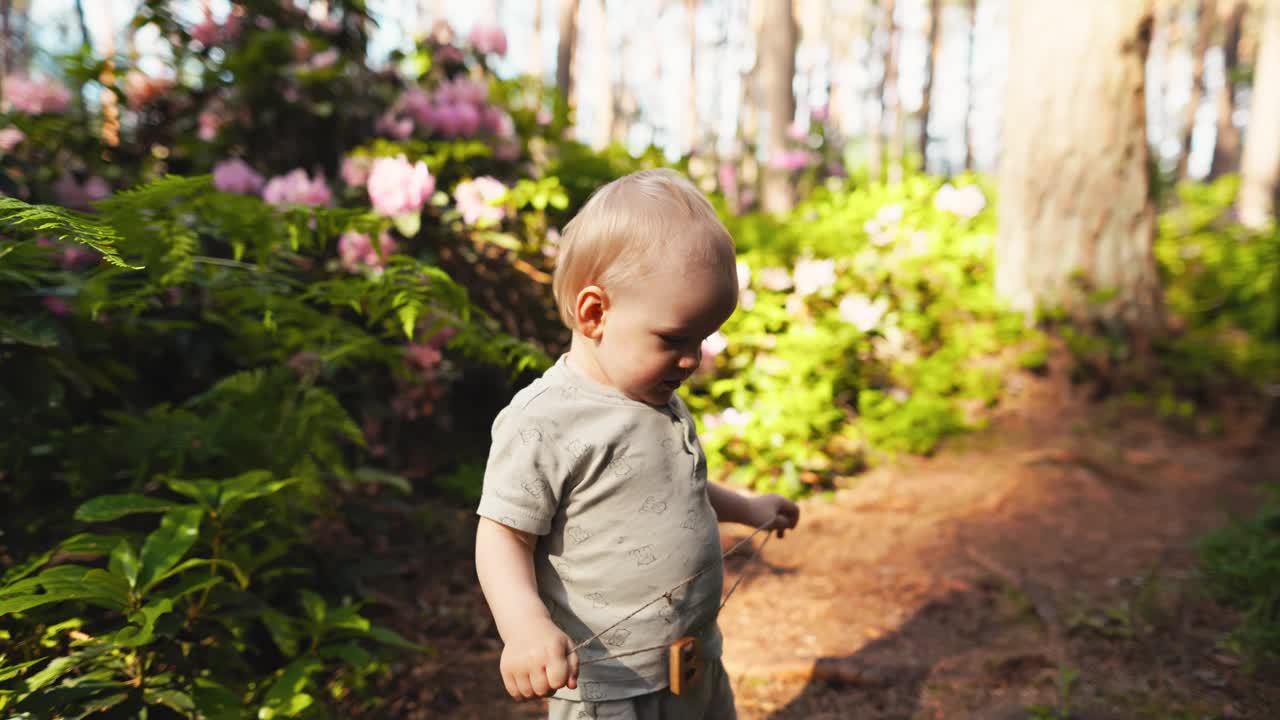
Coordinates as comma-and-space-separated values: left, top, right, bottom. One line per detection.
475, 518, 579, 700
706, 482, 801, 538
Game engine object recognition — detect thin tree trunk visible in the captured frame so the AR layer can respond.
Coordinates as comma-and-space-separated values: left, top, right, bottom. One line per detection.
1209, 0, 1244, 178
685, 0, 698, 155
529, 0, 544, 81
963, 0, 978, 171
586, 0, 612, 149
884, 0, 903, 183
997, 0, 1163, 334
919, 0, 941, 172
1238, 0, 1280, 228
1177, 0, 1215, 179
868, 0, 894, 181
556, 0, 580, 107
865, 5, 885, 180
760, 0, 798, 213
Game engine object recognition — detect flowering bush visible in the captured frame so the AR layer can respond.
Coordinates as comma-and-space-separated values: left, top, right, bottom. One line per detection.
685, 174, 1035, 494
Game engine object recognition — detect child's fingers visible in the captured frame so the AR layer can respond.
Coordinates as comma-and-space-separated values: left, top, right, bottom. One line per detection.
566, 647, 580, 690
545, 647, 571, 691
513, 670, 536, 700
528, 666, 552, 698
501, 670, 521, 700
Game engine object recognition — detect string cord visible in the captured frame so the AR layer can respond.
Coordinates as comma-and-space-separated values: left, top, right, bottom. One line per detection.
573, 523, 775, 666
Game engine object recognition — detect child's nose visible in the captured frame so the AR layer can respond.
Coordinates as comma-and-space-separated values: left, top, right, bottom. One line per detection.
677, 349, 700, 371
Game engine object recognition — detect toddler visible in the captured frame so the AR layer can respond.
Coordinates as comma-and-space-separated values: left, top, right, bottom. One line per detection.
475, 168, 800, 719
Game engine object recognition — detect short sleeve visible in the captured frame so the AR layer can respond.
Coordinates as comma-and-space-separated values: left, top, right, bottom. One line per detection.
476, 406, 566, 536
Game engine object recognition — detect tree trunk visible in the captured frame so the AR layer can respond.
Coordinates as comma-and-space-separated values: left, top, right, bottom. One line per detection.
586, 0, 612, 149
885, 0, 904, 183
963, 0, 978, 171
685, 0, 699, 155
1210, 0, 1245, 178
529, 0, 544, 81
1238, 0, 1280, 228
759, 0, 798, 213
1177, 0, 1215, 179
556, 0, 580, 107
997, 1, 1163, 333
919, 0, 941, 172
866, 3, 884, 181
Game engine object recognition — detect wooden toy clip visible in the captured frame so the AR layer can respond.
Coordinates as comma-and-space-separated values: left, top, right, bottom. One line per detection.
668, 636, 704, 695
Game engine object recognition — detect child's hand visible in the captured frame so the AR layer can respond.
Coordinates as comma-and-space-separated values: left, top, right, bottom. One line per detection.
748, 494, 801, 538
498, 617, 579, 701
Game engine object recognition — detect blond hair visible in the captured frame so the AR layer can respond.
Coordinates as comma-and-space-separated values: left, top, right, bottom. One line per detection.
552, 168, 736, 329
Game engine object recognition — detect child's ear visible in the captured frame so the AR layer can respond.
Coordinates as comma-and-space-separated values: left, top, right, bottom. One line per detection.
574, 285, 607, 340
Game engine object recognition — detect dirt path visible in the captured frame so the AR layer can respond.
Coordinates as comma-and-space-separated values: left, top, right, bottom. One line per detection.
365, 363, 1279, 719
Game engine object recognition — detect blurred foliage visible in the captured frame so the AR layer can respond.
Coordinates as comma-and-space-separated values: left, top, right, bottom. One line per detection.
1200, 483, 1280, 664
685, 174, 1031, 494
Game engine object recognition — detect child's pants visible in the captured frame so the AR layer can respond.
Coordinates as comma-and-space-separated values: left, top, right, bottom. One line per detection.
546, 658, 736, 720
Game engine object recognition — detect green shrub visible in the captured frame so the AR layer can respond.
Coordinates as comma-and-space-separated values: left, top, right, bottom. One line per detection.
686, 174, 1036, 493
1200, 483, 1280, 663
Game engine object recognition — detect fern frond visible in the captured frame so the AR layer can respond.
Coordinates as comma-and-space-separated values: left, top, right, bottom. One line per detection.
0, 198, 138, 269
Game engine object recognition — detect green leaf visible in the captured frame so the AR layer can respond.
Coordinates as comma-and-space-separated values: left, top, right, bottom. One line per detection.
218, 471, 293, 516
59, 533, 127, 557
144, 687, 194, 713
113, 597, 174, 648
397, 303, 418, 340
299, 591, 325, 624
351, 467, 411, 494
147, 557, 248, 592
136, 506, 203, 592
109, 540, 139, 589
324, 606, 369, 633
0, 567, 130, 615
0, 657, 46, 683
68, 692, 129, 719
257, 658, 322, 719
367, 626, 430, 653
194, 679, 244, 720
319, 643, 373, 670
75, 495, 187, 523
261, 609, 302, 657
163, 477, 220, 508
392, 212, 420, 238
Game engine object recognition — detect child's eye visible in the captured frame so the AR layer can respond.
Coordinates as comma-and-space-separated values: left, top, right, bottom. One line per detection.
658, 334, 687, 347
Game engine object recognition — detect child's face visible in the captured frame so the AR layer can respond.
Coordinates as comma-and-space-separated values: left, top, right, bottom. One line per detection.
596, 262, 738, 406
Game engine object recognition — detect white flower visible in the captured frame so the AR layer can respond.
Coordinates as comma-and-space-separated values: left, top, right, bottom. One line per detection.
875, 203, 904, 225
838, 294, 889, 332
758, 266, 793, 292
702, 331, 729, 357
739, 289, 757, 311
722, 408, 751, 427
736, 260, 752, 289
792, 258, 837, 297
933, 183, 986, 219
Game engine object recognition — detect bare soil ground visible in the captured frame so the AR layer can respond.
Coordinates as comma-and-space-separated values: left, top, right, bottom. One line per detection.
361, 360, 1280, 719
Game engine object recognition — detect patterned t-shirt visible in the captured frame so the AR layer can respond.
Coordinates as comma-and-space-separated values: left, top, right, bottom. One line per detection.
476, 356, 725, 702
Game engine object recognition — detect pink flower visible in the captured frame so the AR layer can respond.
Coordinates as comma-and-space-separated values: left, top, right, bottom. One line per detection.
190, 17, 221, 46
435, 46, 466, 65
453, 176, 507, 227
4, 74, 72, 115
375, 113, 414, 140
786, 123, 809, 141
366, 155, 435, 217
341, 155, 373, 187
536, 108, 553, 125
53, 174, 110, 210
397, 88, 434, 125
262, 169, 332, 207
454, 103, 480, 137
435, 77, 487, 107
467, 24, 508, 56
431, 104, 461, 136
406, 342, 443, 372
811, 104, 829, 122
702, 331, 728, 358
198, 110, 224, 141
61, 245, 99, 270
338, 230, 397, 272
0, 127, 24, 152
767, 149, 813, 171
42, 296, 71, 316
308, 48, 340, 69
482, 107, 515, 138
122, 71, 173, 109
213, 158, 265, 194
717, 162, 738, 198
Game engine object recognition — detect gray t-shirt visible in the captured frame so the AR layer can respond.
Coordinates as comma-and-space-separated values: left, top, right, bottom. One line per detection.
477, 356, 725, 702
